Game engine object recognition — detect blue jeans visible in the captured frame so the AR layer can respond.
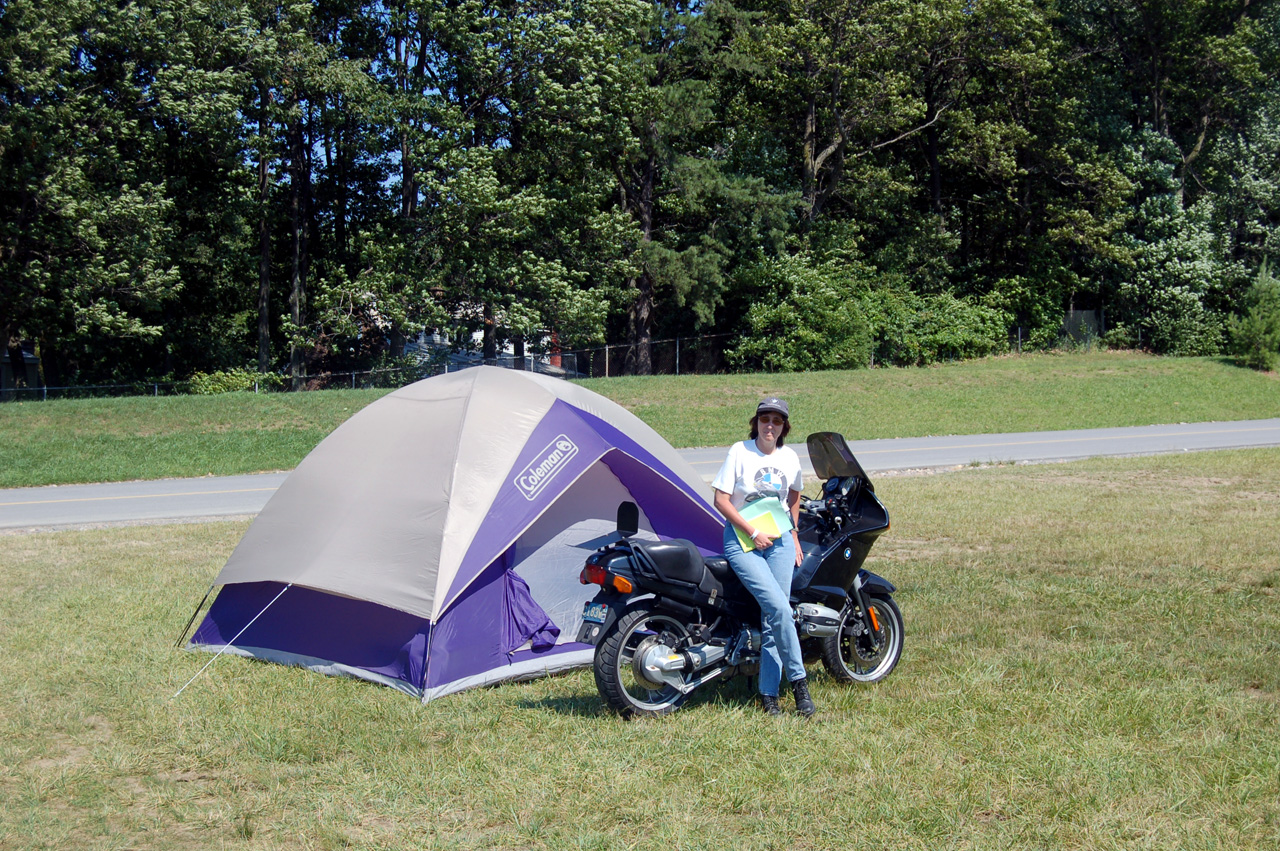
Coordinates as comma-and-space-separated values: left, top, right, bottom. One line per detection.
722, 525, 806, 696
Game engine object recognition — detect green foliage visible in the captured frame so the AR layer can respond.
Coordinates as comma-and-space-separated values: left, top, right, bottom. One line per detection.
1230, 263, 1280, 370
389, 0, 645, 357
187, 368, 282, 395
728, 251, 1011, 371
2, 0, 1278, 381
727, 254, 873, 372
1210, 85, 1280, 265
862, 289, 1011, 366
1099, 132, 1245, 355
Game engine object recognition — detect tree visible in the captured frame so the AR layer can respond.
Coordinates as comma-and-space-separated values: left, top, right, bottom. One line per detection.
1229, 261, 1280, 369
727, 253, 873, 371
0, 0, 253, 384
1063, 0, 1266, 206
608, 0, 793, 374
384, 0, 647, 365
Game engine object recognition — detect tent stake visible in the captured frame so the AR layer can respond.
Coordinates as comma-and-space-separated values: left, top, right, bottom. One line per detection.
172, 583, 293, 699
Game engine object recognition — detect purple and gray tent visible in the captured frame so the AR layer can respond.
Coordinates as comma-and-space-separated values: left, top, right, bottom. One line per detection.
188, 367, 724, 700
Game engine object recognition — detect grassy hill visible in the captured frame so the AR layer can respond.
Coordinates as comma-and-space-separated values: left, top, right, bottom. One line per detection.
1, 351, 1277, 488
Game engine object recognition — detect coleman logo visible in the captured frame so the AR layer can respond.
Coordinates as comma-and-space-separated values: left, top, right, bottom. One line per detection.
515, 435, 579, 501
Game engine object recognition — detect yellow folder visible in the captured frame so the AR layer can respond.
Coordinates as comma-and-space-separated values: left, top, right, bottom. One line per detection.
734, 497, 793, 552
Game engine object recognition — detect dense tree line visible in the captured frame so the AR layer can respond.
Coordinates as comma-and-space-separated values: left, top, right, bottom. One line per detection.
2, 0, 1277, 384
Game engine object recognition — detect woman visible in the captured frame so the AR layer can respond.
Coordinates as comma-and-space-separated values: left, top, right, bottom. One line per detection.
711, 397, 815, 717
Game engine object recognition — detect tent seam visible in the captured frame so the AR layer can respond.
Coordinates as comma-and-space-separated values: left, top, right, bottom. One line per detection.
435, 447, 609, 616
432, 369, 483, 623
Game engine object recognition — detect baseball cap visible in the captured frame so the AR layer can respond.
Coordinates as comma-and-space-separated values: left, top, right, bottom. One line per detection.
756, 397, 789, 418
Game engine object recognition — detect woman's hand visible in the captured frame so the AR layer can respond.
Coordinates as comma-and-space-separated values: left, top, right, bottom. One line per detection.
750, 528, 776, 550
793, 532, 803, 566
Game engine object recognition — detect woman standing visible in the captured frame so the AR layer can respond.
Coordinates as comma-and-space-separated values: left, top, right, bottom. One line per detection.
711, 397, 815, 717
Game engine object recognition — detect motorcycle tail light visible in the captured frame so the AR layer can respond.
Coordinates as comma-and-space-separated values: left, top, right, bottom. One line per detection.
581, 564, 607, 586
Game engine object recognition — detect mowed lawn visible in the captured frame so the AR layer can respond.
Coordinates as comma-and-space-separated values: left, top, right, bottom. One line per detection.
2, 351, 1279, 488
2, 449, 1277, 849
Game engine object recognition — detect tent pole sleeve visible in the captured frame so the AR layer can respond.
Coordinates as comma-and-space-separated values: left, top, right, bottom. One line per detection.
173, 583, 293, 699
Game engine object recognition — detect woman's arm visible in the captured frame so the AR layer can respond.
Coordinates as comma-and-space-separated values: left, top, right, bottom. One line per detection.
713, 489, 775, 551
787, 488, 803, 566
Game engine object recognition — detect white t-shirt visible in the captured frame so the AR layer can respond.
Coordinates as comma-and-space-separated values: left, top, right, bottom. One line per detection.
711, 439, 804, 510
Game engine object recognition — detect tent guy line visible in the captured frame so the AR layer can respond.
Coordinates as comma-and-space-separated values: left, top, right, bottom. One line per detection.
173, 582, 293, 699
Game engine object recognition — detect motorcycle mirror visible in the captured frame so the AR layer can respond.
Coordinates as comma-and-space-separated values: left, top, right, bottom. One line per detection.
616, 501, 639, 538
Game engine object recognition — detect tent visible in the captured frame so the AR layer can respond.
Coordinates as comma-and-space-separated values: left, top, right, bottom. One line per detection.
188, 367, 724, 700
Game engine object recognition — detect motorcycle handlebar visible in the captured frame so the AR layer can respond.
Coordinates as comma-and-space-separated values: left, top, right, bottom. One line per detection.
802, 497, 841, 515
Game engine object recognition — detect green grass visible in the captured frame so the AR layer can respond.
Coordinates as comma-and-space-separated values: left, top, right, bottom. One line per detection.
1, 351, 1278, 487
2, 449, 1277, 849
0, 390, 385, 488
582, 350, 1280, 448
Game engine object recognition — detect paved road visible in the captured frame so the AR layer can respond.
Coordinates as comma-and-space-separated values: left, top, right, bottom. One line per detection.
3, 418, 1279, 531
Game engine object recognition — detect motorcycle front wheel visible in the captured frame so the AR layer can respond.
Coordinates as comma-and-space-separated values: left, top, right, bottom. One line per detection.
593, 606, 692, 717
821, 595, 903, 683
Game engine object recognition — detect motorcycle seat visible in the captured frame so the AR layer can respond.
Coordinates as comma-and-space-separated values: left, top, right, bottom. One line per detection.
630, 540, 748, 604
703, 557, 734, 582
631, 539, 706, 586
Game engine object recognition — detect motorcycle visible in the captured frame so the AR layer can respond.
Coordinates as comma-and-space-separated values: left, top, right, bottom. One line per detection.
576, 432, 902, 717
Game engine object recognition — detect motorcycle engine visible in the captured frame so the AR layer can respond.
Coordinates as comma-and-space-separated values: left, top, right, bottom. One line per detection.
794, 602, 842, 638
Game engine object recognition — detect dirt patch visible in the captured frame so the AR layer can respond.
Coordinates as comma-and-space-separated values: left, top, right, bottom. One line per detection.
26, 715, 113, 770
874, 536, 996, 563
878, 465, 969, 477
1233, 490, 1280, 502
1244, 686, 1279, 704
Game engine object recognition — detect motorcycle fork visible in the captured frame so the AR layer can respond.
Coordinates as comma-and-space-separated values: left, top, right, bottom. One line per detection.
848, 584, 882, 646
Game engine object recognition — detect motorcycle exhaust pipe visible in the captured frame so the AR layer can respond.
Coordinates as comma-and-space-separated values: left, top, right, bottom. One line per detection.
646, 642, 728, 675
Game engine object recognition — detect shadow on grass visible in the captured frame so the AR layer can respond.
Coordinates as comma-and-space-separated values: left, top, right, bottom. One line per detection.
519, 676, 761, 717
515, 693, 613, 716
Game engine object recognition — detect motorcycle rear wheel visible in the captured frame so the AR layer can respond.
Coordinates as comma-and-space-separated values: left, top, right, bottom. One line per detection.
593, 606, 692, 717
821, 595, 903, 683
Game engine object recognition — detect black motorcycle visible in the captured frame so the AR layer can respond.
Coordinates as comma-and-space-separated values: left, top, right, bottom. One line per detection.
576, 432, 903, 717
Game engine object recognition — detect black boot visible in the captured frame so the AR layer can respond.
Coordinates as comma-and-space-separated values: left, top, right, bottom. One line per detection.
759, 694, 782, 716
791, 678, 816, 717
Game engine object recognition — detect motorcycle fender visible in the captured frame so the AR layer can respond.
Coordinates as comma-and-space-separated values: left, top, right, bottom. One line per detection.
858, 570, 896, 596
575, 591, 635, 645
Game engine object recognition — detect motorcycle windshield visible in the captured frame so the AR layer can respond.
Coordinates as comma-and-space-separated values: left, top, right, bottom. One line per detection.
806, 432, 870, 481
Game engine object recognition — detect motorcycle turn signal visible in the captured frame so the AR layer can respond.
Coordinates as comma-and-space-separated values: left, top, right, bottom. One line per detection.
580, 563, 632, 593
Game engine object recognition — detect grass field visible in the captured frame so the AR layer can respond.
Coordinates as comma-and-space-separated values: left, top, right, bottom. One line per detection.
2, 449, 1277, 849
1, 351, 1278, 488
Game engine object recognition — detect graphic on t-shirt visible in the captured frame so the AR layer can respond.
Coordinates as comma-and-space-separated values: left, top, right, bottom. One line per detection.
754, 467, 786, 497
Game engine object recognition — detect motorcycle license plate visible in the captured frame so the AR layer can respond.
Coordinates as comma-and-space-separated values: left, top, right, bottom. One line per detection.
582, 601, 609, 624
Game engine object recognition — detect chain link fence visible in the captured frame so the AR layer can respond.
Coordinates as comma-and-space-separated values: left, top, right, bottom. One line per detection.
553, 334, 732, 378
0, 333, 734, 401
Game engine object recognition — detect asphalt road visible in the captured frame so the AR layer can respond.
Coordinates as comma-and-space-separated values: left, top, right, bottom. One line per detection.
3, 418, 1279, 531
